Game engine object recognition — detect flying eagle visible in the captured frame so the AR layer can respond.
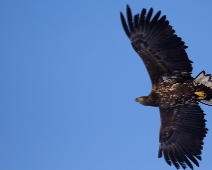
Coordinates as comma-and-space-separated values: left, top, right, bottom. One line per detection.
120, 5, 212, 170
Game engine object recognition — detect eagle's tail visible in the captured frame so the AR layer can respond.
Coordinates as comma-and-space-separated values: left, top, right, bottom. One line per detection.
193, 71, 212, 105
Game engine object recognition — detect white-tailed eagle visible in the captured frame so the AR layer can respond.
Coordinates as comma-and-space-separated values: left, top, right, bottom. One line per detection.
120, 5, 212, 170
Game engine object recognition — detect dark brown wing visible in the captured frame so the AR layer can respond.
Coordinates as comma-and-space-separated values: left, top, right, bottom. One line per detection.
158, 104, 208, 169
120, 5, 193, 85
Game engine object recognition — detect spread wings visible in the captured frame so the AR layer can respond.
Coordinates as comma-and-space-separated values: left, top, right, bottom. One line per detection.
159, 104, 208, 169
120, 5, 193, 85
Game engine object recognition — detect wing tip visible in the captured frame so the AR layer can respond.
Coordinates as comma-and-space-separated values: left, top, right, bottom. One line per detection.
120, 11, 130, 38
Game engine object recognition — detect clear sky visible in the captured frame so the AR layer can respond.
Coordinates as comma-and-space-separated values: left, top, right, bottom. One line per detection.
1, 0, 212, 170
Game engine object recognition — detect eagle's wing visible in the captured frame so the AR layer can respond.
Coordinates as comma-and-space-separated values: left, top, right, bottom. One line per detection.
120, 5, 193, 85
159, 104, 208, 169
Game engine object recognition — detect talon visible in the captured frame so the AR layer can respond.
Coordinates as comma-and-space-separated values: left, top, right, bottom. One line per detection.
195, 91, 207, 99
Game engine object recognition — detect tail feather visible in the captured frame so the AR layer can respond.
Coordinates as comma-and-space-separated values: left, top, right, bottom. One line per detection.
193, 71, 212, 106
199, 100, 212, 106
193, 71, 212, 88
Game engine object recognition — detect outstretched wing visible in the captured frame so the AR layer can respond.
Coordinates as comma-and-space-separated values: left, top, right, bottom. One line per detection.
159, 104, 208, 169
120, 5, 193, 85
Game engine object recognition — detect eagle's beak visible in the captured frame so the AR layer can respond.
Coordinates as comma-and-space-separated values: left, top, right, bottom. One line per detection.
135, 97, 143, 102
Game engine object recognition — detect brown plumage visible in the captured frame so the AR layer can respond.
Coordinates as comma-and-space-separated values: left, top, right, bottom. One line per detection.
120, 5, 212, 169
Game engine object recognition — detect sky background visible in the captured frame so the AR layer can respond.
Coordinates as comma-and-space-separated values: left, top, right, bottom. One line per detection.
1, 0, 212, 170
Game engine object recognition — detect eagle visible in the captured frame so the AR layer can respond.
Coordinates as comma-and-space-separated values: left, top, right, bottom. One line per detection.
120, 5, 212, 170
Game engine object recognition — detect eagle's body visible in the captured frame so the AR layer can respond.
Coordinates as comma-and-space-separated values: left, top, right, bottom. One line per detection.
140, 82, 195, 107
120, 5, 212, 170
139, 79, 212, 107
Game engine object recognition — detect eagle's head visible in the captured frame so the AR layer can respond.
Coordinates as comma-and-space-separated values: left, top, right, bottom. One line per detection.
135, 96, 149, 105
135, 95, 157, 106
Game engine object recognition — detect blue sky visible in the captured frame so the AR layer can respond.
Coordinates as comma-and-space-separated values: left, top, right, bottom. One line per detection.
1, 0, 212, 170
